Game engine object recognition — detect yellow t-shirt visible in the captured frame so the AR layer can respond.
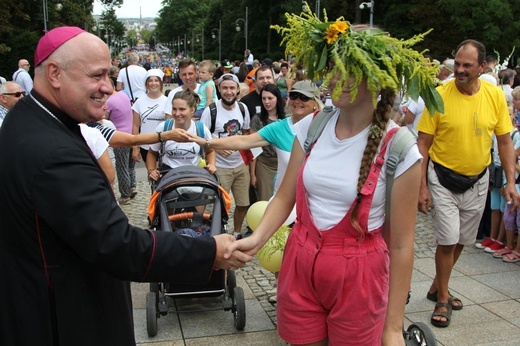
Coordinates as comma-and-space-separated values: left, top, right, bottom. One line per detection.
417, 79, 512, 176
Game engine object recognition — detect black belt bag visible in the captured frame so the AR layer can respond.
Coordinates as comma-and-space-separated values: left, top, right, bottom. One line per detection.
432, 161, 486, 193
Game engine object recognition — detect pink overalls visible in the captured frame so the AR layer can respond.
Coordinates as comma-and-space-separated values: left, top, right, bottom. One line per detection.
277, 129, 398, 345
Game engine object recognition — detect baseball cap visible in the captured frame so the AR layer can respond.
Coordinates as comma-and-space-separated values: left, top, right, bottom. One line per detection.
34, 26, 85, 67
218, 73, 240, 85
222, 59, 233, 69
145, 68, 165, 80
289, 80, 319, 99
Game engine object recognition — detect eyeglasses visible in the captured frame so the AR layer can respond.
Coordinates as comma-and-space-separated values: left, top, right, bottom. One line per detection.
289, 92, 311, 102
3, 91, 26, 98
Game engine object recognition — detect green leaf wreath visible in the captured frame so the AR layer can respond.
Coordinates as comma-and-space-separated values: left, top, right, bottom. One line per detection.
271, 4, 444, 116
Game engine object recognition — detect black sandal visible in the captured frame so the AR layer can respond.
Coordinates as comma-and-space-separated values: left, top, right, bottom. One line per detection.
426, 290, 463, 310
431, 302, 452, 328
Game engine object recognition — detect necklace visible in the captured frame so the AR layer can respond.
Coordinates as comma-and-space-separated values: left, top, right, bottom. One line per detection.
30, 93, 63, 125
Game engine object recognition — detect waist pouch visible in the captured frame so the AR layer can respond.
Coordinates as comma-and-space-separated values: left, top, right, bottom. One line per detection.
433, 161, 486, 193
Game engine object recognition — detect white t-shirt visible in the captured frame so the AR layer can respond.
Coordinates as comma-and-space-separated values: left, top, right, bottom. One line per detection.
294, 109, 422, 231
132, 94, 168, 150
200, 100, 251, 169
79, 124, 109, 159
100, 119, 116, 160
165, 84, 200, 116
117, 65, 147, 100
401, 96, 425, 131
150, 120, 212, 168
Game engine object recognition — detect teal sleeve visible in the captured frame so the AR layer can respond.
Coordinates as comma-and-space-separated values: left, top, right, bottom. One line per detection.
258, 118, 295, 152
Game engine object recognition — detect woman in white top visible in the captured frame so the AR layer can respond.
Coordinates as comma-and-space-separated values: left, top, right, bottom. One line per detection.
146, 89, 216, 182
132, 69, 169, 163
224, 18, 442, 344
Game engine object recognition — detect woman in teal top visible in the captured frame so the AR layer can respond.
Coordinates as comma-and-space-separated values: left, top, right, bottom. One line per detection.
186, 81, 323, 193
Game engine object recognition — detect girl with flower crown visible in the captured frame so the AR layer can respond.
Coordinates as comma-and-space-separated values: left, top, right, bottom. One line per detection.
224, 8, 443, 345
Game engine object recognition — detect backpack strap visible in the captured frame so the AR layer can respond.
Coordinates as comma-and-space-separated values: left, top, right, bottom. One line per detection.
384, 127, 417, 226
158, 119, 175, 167
195, 121, 205, 157
304, 106, 336, 154
209, 101, 246, 133
13, 70, 22, 83
209, 102, 217, 133
125, 67, 135, 103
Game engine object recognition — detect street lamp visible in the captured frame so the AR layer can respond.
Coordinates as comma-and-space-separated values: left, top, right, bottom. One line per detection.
235, 7, 248, 50
359, 0, 375, 27
211, 20, 221, 62
43, 0, 63, 32
301, 1, 320, 19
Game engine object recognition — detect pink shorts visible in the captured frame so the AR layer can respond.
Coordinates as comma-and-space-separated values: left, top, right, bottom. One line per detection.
277, 222, 390, 345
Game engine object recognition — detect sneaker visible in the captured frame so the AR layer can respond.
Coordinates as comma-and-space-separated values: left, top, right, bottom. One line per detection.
475, 238, 494, 249
484, 241, 504, 253
243, 227, 253, 238
130, 187, 137, 199
493, 247, 512, 258
118, 197, 131, 205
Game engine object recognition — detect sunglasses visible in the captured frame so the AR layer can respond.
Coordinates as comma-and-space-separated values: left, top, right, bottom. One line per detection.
288, 92, 311, 102
3, 91, 26, 98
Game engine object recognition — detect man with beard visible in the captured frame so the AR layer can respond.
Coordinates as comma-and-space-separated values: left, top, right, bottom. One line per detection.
417, 39, 519, 328
200, 74, 251, 238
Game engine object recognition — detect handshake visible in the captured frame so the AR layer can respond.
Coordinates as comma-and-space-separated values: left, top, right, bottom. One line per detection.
212, 233, 258, 270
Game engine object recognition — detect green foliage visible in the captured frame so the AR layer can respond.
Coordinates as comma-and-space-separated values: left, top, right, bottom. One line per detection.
257, 225, 291, 260
272, 5, 444, 115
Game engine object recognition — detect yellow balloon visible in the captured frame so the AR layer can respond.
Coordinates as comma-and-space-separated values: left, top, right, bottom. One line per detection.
258, 248, 284, 273
257, 225, 291, 273
246, 201, 269, 231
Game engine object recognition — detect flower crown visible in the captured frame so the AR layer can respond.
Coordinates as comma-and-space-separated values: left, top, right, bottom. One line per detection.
271, 4, 444, 116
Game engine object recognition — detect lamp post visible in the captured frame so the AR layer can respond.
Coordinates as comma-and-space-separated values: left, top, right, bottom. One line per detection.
211, 20, 221, 62
235, 7, 248, 50
184, 33, 187, 58
196, 30, 204, 61
301, 1, 320, 19
359, 0, 375, 27
43, 0, 63, 32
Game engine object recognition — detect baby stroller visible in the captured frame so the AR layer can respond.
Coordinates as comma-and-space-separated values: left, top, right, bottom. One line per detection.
146, 165, 246, 337
403, 290, 437, 346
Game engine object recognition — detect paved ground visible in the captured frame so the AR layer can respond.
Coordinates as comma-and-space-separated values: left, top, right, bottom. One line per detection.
120, 166, 520, 346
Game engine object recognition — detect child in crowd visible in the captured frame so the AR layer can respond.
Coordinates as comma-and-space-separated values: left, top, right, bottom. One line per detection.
195, 60, 218, 119
495, 95, 520, 263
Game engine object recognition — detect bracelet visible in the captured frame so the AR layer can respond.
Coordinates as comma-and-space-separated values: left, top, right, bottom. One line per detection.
157, 131, 163, 143
205, 138, 211, 148
148, 169, 156, 174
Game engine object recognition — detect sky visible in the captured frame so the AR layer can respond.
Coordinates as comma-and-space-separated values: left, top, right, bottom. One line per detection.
93, 0, 163, 19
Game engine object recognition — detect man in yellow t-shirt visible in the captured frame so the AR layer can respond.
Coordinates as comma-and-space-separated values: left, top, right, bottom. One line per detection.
416, 39, 520, 329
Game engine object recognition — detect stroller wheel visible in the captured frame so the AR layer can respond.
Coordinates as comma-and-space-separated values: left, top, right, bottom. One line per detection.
227, 270, 237, 299
232, 287, 246, 331
405, 322, 437, 346
146, 292, 158, 337
150, 282, 160, 302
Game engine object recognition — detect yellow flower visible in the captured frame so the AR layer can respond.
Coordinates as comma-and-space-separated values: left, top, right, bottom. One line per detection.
324, 23, 340, 44
335, 21, 348, 34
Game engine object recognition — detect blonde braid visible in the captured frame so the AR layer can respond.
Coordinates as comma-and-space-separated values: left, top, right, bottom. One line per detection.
350, 88, 394, 236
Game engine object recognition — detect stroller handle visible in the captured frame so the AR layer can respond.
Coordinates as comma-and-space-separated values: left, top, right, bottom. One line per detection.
169, 212, 211, 222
